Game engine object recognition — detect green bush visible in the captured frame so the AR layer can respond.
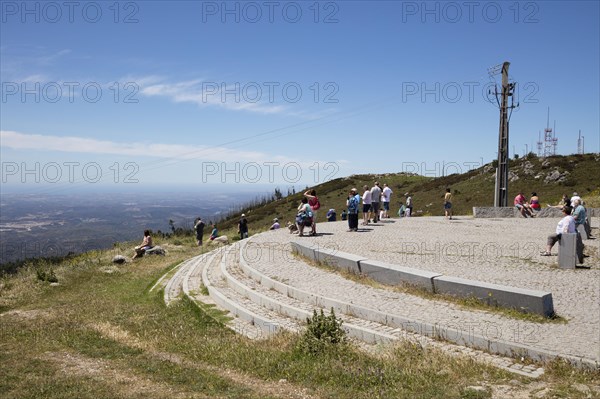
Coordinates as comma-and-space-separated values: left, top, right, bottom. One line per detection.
36, 268, 58, 283
296, 308, 347, 355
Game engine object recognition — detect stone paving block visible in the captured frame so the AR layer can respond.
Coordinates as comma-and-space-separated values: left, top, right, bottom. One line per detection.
432, 275, 554, 317
358, 259, 441, 292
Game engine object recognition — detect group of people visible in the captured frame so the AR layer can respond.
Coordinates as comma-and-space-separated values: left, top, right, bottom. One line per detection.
193, 217, 220, 246
542, 194, 590, 261
514, 192, 541, 218
356, 182, 394, 225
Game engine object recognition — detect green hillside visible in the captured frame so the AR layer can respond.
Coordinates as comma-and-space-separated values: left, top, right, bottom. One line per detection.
220, 153, 600, 233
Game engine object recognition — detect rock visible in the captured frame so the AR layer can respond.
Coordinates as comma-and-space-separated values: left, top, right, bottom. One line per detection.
542, 160, 551, 167
544, 169, 569, 184
508, 171, 519, 182
49, 282, 60, 287
533, 388, 550, 398
145, 246, 166, 256
112, 255, 127, 264
573, 383, 590, 394
522, 161, 535, 175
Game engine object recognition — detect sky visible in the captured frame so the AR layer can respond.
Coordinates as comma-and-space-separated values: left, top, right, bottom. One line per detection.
1, 0, 599, 194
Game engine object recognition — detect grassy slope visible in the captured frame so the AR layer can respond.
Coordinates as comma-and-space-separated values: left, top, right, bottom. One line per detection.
223, 154, 600, 233
1, 238, 599, 398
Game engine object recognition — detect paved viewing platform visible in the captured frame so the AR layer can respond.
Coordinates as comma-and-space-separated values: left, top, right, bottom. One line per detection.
158, 215, 599, 377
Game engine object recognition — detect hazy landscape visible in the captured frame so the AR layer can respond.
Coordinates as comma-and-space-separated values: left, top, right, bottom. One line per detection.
0, 190, 260, 265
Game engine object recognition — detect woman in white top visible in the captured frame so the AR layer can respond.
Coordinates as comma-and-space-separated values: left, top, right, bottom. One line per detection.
362, 185, 372, 225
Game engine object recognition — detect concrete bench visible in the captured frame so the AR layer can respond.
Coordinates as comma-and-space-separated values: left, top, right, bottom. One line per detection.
359, 259, 441, 292
558, 233, 584, 268
292, 241, 555, 317
432, 275, 555, 317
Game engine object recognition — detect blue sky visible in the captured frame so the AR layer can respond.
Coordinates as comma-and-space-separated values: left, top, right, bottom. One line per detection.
1, 0, 599, 193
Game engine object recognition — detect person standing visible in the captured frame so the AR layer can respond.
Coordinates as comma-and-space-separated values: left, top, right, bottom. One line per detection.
381, 183, 393, 218
362, 185, 372, 225
444, 188, 453, 220
346, 188, 360, 232
370, 182, 382, 222
238, 214, 249, 239
194, 217, 205, 246
304, 189, 320, 236
405, 194, 413, 217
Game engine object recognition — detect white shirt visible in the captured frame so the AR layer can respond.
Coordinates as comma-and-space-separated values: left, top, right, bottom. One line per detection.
382, 186, 392, 202
362, 190, 372, 205
556, 215, 576, 235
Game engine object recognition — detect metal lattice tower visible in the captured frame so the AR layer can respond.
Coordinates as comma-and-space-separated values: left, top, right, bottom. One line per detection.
541, 108, 558, 157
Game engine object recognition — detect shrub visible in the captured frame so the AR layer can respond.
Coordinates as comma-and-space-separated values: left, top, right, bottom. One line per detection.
296, 308, 347, 355
36, 268, 58, 283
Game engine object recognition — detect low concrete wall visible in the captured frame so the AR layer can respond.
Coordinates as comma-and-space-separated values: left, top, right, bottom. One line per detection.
432, 275, 554, 317
292, 241, 555, 316
359, 259, 441, 292
473, 207, 600, 218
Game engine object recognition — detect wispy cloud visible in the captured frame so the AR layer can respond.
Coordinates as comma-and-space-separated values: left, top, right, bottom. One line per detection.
137, 77, 286, 114
0, 130, 270, 162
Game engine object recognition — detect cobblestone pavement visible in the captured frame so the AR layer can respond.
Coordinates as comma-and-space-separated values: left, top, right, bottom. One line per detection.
244, 216, 599, 364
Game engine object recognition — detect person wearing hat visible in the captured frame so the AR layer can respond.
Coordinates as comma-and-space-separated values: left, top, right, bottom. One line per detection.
238, 213, 248, 239
270, 218, 280, 230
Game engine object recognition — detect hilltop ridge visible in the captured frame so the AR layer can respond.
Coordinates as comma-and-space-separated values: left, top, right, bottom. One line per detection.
218, 153, 600, 232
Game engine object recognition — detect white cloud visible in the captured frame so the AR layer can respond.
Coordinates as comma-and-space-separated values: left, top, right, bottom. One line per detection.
0, 130, 268, 162
139, 78, 286, 114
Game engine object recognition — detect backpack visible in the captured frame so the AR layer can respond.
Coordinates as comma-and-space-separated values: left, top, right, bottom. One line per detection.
310, 197, 320, 211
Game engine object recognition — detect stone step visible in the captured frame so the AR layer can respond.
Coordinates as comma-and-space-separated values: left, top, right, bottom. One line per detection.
234, 239, 546, 378
163, 257, 196, 304
202, 243, 302, 337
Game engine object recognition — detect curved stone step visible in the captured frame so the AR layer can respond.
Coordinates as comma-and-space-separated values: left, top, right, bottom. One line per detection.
163, 257, 197, 304
202, 243, 301, 337
236, 238, 546, 377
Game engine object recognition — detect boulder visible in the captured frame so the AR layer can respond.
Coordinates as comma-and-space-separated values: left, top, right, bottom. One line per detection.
112, 255, 127, 264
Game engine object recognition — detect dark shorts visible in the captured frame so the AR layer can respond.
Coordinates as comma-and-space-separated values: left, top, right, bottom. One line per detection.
444, 202, 452, 210
363, 204, 371, 213
383, 202, 390, 211
372, 202, 380, 213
